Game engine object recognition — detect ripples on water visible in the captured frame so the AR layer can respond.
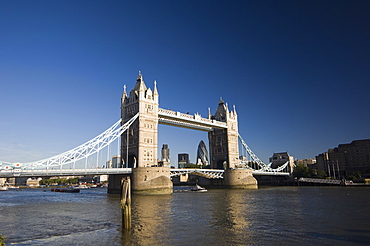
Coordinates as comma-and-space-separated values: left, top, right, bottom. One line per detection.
0, 186, 369, 245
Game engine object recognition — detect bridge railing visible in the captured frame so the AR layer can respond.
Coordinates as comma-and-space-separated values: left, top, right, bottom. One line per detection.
298, 177, 341, 184
158, 108, 227, 129
179, 112, 194, 119
170, 168, 224, 179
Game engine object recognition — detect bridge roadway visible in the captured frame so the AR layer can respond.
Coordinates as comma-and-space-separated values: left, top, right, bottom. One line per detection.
0, 168, 290, 178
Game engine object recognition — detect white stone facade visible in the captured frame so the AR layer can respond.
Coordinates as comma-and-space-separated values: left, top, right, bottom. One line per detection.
121, 73, 159, 168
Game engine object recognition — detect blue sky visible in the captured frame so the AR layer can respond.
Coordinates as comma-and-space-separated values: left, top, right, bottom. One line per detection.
1, 0, 369, 165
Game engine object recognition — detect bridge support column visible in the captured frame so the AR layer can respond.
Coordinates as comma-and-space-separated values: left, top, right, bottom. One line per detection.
108, 174, 130, 194
131, 167, 173, 195
224, 169, 258, 189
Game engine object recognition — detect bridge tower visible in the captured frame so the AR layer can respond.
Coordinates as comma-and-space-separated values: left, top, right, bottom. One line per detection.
208, 98, 239, 169
208, 99, 257, 189
108, 73, 173, 194
121, 72, 159, 168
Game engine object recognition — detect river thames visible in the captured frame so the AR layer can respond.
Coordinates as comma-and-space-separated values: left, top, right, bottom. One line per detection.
0, 186, 369, 245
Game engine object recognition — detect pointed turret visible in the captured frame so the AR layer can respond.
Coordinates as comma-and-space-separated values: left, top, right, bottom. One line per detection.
133, 71, 147, 92
232, 105, 237, 118
153, 80, 158, 95
214, 97, 228, 122
121, 85, 127, 102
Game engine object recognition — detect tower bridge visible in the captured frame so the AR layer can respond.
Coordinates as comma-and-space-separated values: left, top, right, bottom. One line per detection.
0, 73, 291, 193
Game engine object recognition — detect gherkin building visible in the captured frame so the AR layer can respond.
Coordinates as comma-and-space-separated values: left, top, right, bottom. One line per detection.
197, 140, 209, 166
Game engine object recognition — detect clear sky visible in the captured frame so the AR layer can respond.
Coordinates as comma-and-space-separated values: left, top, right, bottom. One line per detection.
1, 0, 369, 166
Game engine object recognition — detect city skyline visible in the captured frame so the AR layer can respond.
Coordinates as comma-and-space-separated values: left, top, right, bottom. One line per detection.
1, 1, 369, 164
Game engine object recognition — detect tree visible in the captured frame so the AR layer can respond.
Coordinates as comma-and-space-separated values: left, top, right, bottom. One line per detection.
293, 164, 310, 178
315, 170, 327, 179
186, 164, 202, 169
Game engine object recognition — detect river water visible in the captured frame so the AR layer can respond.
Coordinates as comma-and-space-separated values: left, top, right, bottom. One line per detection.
0, 186, 369, 245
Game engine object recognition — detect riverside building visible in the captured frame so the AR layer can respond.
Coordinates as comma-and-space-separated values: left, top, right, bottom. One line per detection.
315, 139, 370, 178
269, 152, 295, 174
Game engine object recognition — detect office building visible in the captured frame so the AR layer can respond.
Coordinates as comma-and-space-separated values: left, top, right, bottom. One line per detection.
315, 139, 370, 178
196, 140, 209, 166
178, 153, 189, 168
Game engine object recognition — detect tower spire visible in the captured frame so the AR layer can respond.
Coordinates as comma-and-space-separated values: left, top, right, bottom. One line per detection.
153, 80, 158, 95
219, 97, 224, 105
121, 84, 127, 101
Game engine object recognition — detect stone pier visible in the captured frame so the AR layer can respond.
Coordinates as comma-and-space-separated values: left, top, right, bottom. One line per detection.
107, 167, 172, 194
131, 167, 173, 195
224, 169, 258, 189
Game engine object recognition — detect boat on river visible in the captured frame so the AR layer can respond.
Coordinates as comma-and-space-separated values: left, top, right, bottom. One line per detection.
191, 184, 207, 192
8, 185, 19, 189
51, 187, 80, 193
72, 184, 90, 189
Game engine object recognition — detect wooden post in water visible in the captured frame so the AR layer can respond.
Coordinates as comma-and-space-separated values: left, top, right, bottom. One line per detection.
120, 177, 131, 229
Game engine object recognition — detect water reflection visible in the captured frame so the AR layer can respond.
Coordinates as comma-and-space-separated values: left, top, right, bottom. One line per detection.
121, 189, 255, 245
121, 194, 173, 245
215, 190, 250, 229
208, 190, 253, 244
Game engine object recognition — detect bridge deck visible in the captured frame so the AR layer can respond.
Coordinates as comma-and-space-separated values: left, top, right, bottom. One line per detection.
0, 168, 290, 178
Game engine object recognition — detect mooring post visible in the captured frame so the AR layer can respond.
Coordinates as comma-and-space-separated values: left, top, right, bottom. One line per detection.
120, 177, 131, 229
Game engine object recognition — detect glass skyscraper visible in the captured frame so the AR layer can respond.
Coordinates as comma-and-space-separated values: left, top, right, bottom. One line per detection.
197, 140, 209, 166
